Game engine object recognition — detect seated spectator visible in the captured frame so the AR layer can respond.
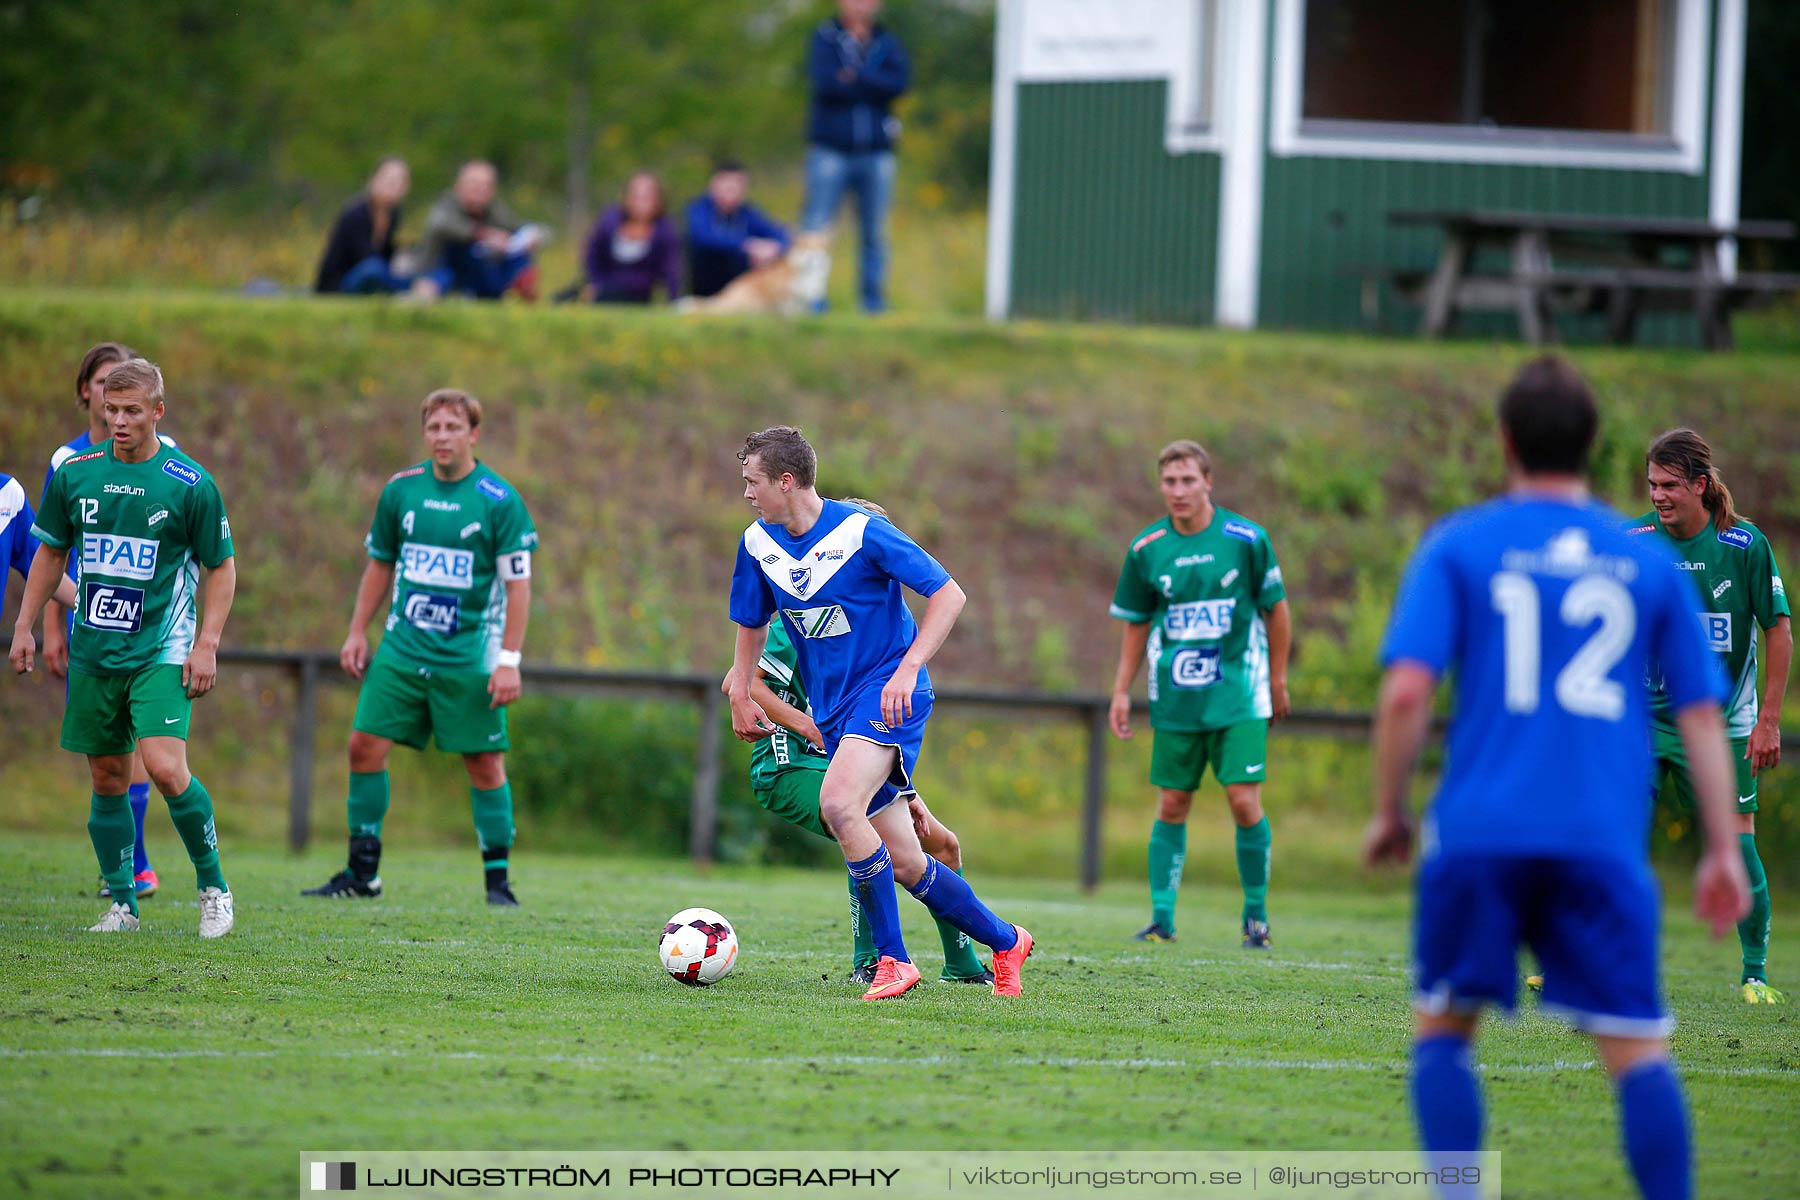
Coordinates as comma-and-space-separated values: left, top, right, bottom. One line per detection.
583, 172, 682, 304
314, 157, 411, 294
410, 160, 545, 302
685, 159, 790, 299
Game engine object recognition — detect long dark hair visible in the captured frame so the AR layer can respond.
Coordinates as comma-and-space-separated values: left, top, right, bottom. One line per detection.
75, 342, 136, 409
1648, 428, 1741, 531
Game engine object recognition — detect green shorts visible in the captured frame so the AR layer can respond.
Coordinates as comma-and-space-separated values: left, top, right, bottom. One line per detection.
61, 663, 191, 756
755, 768, 833, 841
353, 651, 509, 754
1150, 719, 1269, 792
1654, 729, 1757, 814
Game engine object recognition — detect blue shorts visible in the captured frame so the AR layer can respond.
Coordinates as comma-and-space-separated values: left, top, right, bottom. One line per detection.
822, 680, 932, 818
1414, 854, 1671, 1038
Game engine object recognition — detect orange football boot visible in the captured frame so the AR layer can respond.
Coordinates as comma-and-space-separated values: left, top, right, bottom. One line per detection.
861, 955, 923, 1000
991, 925, 1034, 997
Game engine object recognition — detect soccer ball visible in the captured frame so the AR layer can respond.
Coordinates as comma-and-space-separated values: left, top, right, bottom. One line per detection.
658, 907, 739, 987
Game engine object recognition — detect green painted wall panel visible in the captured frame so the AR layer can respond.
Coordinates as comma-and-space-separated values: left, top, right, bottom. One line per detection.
1011, 81, 1220, 324
1257, 157, 1711, 343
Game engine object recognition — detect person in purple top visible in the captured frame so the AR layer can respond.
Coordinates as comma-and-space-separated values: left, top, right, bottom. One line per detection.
583, 172, 682, 305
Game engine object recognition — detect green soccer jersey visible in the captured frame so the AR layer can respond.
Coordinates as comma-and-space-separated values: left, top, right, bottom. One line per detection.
1111, 507, 1287, 731
749, 618, 829, 792
1633, 513, 1789, 739
30, 440, 234, 676
366, 460, 537, 672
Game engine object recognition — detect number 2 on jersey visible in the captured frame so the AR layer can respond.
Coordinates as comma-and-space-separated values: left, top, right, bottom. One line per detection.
1491, 571, 1635, 720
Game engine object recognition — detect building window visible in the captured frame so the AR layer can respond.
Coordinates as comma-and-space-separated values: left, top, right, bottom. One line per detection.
1301, 0, 1678, 142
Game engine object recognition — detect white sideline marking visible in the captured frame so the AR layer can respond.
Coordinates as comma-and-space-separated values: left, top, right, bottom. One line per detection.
0, 1047, 1788, 1078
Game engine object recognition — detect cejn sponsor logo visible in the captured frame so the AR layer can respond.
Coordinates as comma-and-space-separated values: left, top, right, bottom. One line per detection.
400, 543, 475, 587
162, 460, 201, 487
403, 590, 460, 635
1170, 645, 1222, 688
84, 582, 144, 632
1163, 598, 1235, 641
81, 533, 158, 581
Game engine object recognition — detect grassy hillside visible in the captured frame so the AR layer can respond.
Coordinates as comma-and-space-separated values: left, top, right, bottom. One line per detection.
2, 291, 1796, 877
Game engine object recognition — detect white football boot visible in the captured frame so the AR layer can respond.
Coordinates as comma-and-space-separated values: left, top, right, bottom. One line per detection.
197, 887, 235, 939
88, 902, 140, 932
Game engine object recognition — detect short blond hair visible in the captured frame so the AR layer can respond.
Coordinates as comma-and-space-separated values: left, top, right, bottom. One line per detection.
421, 388, 482, 429
1157, 439, 1211, 474
101, 358, 165, 405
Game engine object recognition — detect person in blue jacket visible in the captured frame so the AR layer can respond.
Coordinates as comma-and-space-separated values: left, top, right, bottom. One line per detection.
801, 0, 910, 313
686, 160, 790, 299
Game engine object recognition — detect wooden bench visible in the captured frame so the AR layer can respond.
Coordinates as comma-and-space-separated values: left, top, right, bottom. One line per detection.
1384, 210, 1798, 350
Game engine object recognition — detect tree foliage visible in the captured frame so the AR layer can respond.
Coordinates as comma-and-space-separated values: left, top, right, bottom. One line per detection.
0, 0, 995, 218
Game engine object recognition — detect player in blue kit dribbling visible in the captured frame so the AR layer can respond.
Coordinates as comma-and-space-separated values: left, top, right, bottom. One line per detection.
725, 427, 1033, 1000
1368, 358, 1749, 1200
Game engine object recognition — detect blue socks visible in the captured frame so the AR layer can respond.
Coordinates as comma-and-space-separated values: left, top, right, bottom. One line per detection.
904, 859, 1018, 952
1617, 1059, 1691, 1200
1412, 1036, 1691, 1200
1410, 1034, 1483, 1170
846, 846, 908, 963
128, 781, 152, 874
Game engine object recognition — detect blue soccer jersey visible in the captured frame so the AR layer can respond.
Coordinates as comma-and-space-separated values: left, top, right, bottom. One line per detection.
729, 499, 952, 732
1382, 495, 1725, 863
1, 472, 37, 608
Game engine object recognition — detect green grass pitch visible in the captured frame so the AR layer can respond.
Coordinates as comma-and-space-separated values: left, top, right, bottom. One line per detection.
0, 832, 1793, 1199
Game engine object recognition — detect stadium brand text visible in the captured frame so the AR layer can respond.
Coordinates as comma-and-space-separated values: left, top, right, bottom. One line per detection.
102, 484, 145, 496
422, 499, 461, 511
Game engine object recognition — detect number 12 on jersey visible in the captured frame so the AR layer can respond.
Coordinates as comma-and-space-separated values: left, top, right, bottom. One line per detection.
1491, 571, 1635, 721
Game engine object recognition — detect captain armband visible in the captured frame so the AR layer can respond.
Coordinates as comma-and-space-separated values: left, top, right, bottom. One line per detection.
497, 550, 532, 581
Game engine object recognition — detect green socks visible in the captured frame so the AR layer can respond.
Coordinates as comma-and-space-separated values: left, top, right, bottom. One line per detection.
1148, 819, 1187, 933
937, 868, 990, 980
1739, 832, 1771, 983
88, 792, 138, 916
471, 784, 514, 870
348, 770, 390, 838
1236, 816, 1272, 924
165, 778, 227, 893
848, 871, 876, 969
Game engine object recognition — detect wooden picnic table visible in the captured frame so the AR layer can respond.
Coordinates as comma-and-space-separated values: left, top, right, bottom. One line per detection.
1387, 209, 1800, 350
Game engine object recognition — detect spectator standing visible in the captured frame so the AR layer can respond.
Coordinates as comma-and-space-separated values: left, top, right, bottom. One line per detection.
685, 160, 790, 299
411, 161, 545, 302
315, 158, 411, 294
583, 173, 682, 304
801, 0, 910, 313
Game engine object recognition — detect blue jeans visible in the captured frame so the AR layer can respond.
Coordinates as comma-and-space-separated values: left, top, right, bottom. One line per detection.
426, 243, 534, 300
338, 255, 408, 294
801, 145, 896, 313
